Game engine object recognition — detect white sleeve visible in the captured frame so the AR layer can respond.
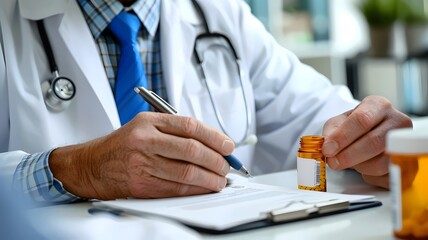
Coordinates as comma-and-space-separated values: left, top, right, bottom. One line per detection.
0, 151, 28, 187
0, 17, 20, 186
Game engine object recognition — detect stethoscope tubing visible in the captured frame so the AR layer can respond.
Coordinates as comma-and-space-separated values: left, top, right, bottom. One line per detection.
192, 0, 254, 147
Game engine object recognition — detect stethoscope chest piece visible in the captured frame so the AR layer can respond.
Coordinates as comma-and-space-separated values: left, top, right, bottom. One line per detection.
41, 72, 76, 112
37, 19, 76, 112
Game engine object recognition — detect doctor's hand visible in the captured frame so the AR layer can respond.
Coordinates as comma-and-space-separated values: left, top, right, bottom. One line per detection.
322, 96, 412, 189
49, 112, 232, 200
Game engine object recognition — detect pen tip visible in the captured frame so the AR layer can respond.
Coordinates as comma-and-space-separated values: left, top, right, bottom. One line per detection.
241, 167, 252, 178
134, 87, 140, 93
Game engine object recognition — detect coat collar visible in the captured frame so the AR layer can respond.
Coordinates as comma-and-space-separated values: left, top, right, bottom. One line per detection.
19, 0, 70, 20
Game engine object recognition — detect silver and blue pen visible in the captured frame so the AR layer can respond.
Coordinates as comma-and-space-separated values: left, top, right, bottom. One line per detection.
134, 86, 252, 177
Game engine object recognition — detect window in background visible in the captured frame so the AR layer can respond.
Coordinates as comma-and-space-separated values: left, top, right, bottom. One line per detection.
245, 0, 331, 46
269, 0, 331, 48
248, 1, 365, 87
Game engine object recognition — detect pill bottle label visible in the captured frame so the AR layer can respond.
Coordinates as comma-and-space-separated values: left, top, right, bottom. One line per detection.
390, 163, 402, 231
297, 157, 320, 187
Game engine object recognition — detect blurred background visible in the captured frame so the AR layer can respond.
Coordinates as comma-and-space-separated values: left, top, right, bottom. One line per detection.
245, 0, 428, 116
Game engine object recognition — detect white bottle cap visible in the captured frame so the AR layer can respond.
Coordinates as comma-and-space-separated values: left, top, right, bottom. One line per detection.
386, 128, 428, 154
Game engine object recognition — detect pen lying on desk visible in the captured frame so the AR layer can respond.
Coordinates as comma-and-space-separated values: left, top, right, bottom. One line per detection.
134, 86, 252, 177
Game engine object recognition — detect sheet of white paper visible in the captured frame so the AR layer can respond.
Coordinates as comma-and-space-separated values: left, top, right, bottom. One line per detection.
94, 177, 375, 231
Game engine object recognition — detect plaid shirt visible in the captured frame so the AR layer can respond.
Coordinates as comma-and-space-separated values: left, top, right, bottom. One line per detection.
13, 0, 163, 203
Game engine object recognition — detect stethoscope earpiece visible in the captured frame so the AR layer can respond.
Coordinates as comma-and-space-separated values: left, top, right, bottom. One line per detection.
235, 134, 258, 147
244, 134, 258, 146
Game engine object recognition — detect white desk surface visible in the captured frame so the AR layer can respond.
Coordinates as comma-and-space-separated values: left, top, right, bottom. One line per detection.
29, 169, 393, 240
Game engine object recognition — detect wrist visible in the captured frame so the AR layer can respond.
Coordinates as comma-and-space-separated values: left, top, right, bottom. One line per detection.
49, 144, 97, 199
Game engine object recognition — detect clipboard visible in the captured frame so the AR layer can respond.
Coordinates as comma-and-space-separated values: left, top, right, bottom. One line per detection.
93, 180, 382, 234
187, 200, 382, 234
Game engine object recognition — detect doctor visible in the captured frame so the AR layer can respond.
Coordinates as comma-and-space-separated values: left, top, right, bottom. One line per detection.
0, 0, 411, 203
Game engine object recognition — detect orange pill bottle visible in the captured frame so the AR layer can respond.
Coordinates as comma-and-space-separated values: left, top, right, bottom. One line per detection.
297, 135, 326, 192
387, 128, 428, 239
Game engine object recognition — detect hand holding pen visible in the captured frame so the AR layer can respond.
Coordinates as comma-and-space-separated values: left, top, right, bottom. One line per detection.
48, 88, 243, 201
135, 86, 252, 177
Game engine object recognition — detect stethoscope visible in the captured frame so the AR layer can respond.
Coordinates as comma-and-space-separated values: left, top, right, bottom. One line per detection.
37, 20, 76, 112
36, 1, 257, 146
191, 0, 257, 147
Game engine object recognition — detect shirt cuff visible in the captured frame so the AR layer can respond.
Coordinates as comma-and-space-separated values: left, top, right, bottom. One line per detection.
13, 149, 80, 204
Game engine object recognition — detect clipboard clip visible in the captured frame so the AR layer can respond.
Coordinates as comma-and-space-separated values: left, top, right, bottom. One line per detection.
267, 199, 350, 222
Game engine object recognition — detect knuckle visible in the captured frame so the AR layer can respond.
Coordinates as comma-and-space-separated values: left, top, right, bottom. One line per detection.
182, 117, 199, 136
374, 156, 389, 175
213, 157, 226, 175
366, 95, 390, 107
335, 150, 352, 168
142, 134, 158, 147
134, 111, 151, 122
180, 164, 197, 183
125, 128, 144, 146
207, 177, 219, 191
354, 111, 373, 130
368, 133, 385, 153
184, 139, 201, 160
130, 128, 156, 148
378, 96, 392, 108
322, 120, 335, 136
334, 131, 349, 145
324, 118, 335, 128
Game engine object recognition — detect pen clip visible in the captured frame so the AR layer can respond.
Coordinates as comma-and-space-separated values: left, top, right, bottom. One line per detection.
150, 91, 178, 114
134, 87, 177, 114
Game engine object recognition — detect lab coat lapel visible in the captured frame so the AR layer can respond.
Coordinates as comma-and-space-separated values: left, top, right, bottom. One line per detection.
20, 0, 121, 129
59, 3, 121, 129
160, 0, 197, 111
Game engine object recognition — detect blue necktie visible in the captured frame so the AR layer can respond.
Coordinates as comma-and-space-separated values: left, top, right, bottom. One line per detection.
108, 12, 149, 125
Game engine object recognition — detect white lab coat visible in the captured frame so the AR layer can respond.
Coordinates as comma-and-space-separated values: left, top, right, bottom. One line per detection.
0, 0, 358, 187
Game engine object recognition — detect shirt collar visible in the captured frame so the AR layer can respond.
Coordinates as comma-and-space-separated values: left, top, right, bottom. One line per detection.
77, 0, 160, 39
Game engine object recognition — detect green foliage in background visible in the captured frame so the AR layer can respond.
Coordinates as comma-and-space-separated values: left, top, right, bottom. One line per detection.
360, 0, 400, 26
401, 0, 428, 24
360, 0, 428, 26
